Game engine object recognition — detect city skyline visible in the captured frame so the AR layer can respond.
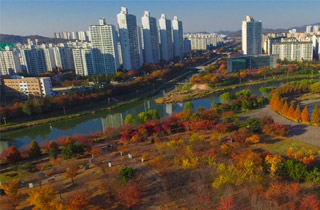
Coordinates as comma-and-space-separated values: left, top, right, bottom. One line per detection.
0, 0, 319, 37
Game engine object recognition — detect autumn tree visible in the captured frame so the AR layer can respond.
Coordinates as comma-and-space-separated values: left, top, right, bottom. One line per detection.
301, 106, 310, 123
0, 179, 21, 210
218, 196, 234, 210
281, 100, 289, 115
48, 141, 59, 159
245, 134, 261, 144
29, 141, 42, 158
117, 184, 141, 208
311, 105, 320, 125
287, 102, 295, 119
1, 146, 21, 163
64, 163, 79, 185
67, 192, 89, 210
294, 104, 301, 122
27, 185, 64, 210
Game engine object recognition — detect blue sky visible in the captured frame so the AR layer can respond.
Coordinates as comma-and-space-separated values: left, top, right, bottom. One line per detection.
0, 0, 319, 37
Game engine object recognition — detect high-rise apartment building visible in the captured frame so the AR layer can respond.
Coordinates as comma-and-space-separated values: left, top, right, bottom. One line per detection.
272, 38, 313, 61
184, 33, 223, 50
242, 16, 262, 55
20, 46, 48, 76
0, 46, 21, 75
141, 11, 160, 64
313, 25, 319, 33
306, 25, 312, 34
117, 7, 143, 70
73, 48, 95, 76
159, 14, 173, 61
172, 16, 184, 58
90, 18, 120, 74
40, 44, 56, 71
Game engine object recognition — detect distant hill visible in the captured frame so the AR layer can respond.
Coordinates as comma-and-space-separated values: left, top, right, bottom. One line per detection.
0, 34, 72, 44
216, 22, 320, 37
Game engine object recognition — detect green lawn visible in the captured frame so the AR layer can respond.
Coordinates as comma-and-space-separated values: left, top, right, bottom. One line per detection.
251, 137, 320, 157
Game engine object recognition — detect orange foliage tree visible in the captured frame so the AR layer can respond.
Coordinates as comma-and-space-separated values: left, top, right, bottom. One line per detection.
301, 106, 310, 123
64, 163, 79, 185
311, 105, 320, 125
293, 104, 301, 122
67, 192, 89, 210
0, 179, 21, 210
117, 184, 142, 208
287, 102, 295, 119
281, 101, 289, 115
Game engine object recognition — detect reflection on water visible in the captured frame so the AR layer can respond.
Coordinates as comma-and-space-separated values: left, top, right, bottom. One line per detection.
0, 82, 285, 152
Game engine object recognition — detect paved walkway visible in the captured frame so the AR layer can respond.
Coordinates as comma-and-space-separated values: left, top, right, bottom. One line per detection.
244, 105, 320, 147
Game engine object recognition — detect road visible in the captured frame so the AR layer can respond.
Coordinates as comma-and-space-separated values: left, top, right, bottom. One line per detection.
244, 105, 320, 147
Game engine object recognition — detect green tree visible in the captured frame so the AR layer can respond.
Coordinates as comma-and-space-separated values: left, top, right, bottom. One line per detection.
220, 92, 231, 104
22, 103, 33, 116
137, 112, 149, 123
28, 141, 42, 158
235, 89, 251, 97
119, 167, 135, 185
62, 142, 84, 159
124, 114, 135, 126
147, 110, 159, 120
285, 160, 307, 182
184, 101, 194, 112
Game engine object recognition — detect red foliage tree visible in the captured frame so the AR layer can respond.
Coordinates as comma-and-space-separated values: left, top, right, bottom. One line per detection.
67, 192, 89, 210
1, 146, 21, 163
299, 194, 320, 210
117, 185, 141, 208
218, 196, 233, 210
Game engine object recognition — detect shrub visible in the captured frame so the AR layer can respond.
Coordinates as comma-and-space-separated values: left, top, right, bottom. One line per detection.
1, 146, 22, 163
263, 123, 288, 136
119, 167, 135, 185
62, 142, 84, 159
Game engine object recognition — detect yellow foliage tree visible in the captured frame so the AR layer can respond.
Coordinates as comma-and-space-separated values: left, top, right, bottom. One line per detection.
27, 185, 64, 210
245, 134, 261, 144
265, 154, 283, 176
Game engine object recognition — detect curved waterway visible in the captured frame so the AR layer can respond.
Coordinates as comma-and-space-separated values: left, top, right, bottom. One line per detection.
0, 81, 286, 152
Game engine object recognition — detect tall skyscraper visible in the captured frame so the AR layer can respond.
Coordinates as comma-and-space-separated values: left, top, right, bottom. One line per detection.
90, 18, 120, 74
172, 16, 184, 58
242, 16, 262, 55
159, 14, 173, 61
117, 7, 143, 70
141, 11, 160, 64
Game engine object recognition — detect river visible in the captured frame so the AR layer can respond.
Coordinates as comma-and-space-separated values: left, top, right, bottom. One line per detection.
0, 81, 286, 152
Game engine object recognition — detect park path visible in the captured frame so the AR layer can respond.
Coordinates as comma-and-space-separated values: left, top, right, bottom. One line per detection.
243, 105, 320, 147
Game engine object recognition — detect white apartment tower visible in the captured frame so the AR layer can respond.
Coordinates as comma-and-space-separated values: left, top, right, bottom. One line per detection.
141, 11, 160, 64
159, 14, 173, 61
306, 25, 312, 34
242, 16, 262, 55
90, 18, 120, 74
0, 46, 21, 75
73, 48, 95, 76
117, 7, 143, 70
172, 16, 184, 58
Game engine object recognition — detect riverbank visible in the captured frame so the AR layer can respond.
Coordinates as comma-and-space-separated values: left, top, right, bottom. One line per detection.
0, 70, 196, 133
156, 74, 320, 104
